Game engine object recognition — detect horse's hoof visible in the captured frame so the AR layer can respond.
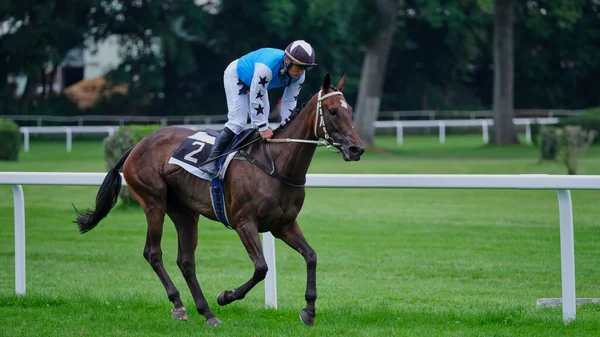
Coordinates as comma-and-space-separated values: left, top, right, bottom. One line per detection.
205, 317, 222, 326
171, 307, 188, 321
217, 290, 233, 306
300, 308, 315, 326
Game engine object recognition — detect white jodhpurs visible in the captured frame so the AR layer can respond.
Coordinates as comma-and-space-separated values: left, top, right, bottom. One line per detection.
223, 60, 248, 134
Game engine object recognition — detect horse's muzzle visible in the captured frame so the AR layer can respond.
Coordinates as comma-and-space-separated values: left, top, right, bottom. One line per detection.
342, 145, 364, 161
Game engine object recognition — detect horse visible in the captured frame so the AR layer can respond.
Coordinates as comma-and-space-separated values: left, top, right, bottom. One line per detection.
73, 73, 365, 327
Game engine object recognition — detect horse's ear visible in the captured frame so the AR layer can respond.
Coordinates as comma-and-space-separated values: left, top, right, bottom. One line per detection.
322, 73, 331, 92
336, 73, 347, 91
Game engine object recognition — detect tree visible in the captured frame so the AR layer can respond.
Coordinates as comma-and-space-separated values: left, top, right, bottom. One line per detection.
353, 0, 399, 148
512, 0, 593, 109
0, 0, 109, 114
89, 0, 211, 115
353, 0, 493, 147
384, 0, 492, 111
491, 0, 519, 144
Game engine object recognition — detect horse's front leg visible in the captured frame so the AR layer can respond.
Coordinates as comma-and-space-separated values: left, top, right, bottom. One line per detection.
272, 220, 317, 326
217, 220, 268, 306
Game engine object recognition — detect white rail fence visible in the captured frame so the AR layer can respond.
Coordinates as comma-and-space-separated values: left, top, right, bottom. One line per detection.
19, 117, 558, 152
3, 109, 583, 126
19, 126, 119, 153
2, 172, 599, 324
374, 117, 559, 145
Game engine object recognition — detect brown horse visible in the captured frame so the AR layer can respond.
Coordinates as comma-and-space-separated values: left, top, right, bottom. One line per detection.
73, 73, 364, 327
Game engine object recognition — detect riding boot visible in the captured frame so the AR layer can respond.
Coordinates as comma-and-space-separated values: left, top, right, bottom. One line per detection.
201, 127, 236, 176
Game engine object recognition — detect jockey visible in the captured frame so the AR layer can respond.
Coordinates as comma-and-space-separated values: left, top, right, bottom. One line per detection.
200, 40, 317, 177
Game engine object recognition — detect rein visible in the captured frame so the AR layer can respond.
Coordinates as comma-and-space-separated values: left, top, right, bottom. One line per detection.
208, 89, 346, 187
201, 89, 342, 166
266, 89, 343, 153
238, 143, 306, 188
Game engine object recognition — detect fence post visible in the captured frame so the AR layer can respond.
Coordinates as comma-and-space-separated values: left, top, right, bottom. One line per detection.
557, 189, 576, 323
396, 122, 403, 145
439, 122, 446, 144
525, 120, 532, 143
22, 129, 30, 153
12, 185, 26, 295
481, 120, 489, 144
262, 232, 277, 309
65, 127, 72, 153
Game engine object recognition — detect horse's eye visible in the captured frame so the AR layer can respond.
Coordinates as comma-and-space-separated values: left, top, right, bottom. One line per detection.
328, 108, 338, 116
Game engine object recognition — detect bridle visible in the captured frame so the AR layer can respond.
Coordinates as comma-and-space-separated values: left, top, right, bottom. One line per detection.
314, 90, 342, 149
268, 89, 342, 152
238, 89, 345, 187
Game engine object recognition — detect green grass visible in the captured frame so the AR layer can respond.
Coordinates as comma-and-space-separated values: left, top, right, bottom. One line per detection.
1, 135, 600, 337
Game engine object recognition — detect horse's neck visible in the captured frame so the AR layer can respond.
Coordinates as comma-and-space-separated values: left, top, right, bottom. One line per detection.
268, 98, 319, 180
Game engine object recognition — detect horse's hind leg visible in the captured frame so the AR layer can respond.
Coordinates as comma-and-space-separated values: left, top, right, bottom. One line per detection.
217, 220, 268, 306
166, 199, 221, 326
128, 176, 186, 321
271, 220, 317, 326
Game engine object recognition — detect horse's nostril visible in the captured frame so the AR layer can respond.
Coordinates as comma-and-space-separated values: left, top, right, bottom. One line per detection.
348, 146, 363, 156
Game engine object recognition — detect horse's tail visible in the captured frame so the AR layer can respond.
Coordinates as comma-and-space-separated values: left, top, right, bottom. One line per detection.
73, 146, 134, 234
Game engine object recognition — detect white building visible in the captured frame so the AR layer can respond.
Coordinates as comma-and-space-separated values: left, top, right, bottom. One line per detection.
9, 35, 123, 96
83, 35, 122, 79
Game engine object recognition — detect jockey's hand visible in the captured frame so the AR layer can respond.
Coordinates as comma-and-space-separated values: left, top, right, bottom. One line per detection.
259, 128, 274, 140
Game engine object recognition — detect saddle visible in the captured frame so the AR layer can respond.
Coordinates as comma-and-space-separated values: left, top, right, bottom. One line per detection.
206, 128, 259, 156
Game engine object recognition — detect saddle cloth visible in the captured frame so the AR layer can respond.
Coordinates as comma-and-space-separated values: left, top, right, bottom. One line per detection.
167, 129, 258, 229
167, 131, 238, 181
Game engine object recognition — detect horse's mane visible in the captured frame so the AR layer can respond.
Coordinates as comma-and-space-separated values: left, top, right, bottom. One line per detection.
273, 102, 307, 136
273, 85, 340, 136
